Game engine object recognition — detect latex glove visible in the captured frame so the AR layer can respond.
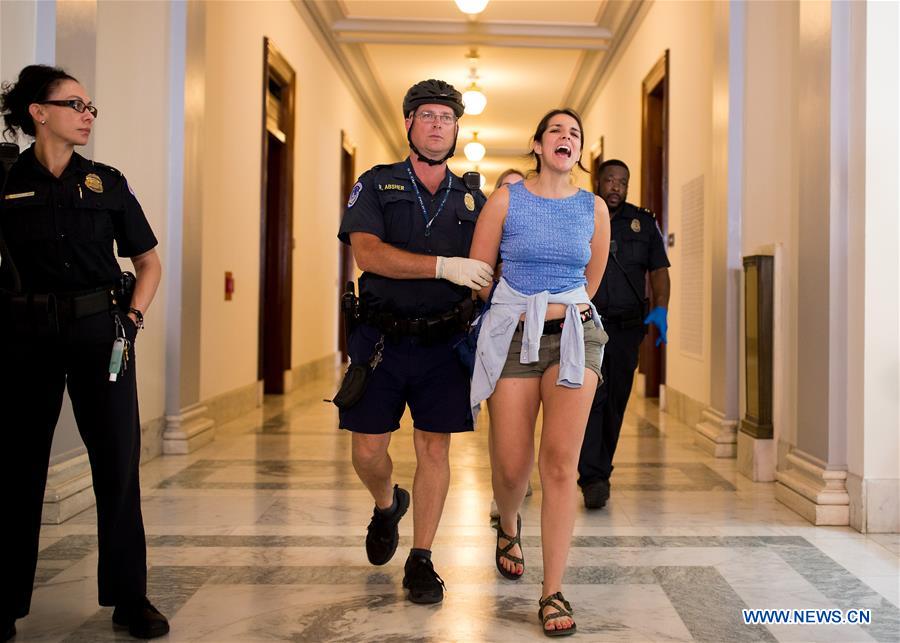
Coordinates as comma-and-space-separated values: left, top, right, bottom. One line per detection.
644, 306, 668, 346
436, 256, 493, 290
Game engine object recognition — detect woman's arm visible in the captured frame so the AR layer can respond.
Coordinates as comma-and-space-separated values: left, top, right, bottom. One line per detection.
469, 186, 509, 301
128, 248, 161, 325
584, 195, 610, 300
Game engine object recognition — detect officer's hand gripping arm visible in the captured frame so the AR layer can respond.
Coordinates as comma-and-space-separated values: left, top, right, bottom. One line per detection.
435, 256, 493, 290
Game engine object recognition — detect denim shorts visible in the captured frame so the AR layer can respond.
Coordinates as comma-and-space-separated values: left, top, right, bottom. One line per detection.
499, 319, 608, 381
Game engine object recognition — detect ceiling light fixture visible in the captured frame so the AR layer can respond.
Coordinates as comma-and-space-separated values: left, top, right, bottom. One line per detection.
454, 0, 489, 16
465, 131, 486, 162
462, 48, 487, 116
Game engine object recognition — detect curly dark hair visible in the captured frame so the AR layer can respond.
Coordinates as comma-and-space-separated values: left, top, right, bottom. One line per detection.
1, 64, 78, 140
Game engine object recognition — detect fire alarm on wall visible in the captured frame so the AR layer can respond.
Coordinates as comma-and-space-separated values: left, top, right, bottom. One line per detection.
225, 271, 234, 301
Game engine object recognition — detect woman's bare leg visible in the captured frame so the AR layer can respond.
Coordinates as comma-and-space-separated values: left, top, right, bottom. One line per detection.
537, 365, 598, 631
487, 377, 541, 576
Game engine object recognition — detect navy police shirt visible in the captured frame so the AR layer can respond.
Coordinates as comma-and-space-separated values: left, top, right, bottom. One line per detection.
593, 201, 670, 317
338, 158, 485, 317
0, 145, 157, 293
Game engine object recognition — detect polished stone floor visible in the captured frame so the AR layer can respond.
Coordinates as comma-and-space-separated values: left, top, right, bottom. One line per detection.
17, 372, 900, 642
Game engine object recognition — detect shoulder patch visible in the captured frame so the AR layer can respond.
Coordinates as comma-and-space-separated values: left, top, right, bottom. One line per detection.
347, 181, 363, 208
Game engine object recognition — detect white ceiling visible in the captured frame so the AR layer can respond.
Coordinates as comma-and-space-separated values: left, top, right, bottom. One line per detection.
295, 0, 644, 188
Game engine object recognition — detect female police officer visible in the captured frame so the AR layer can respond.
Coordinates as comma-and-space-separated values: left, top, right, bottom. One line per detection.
0, 65, 167, 640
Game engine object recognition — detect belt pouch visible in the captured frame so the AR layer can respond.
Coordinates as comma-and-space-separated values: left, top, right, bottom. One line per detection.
331, 362, 370, 410
331, 333, 384, 410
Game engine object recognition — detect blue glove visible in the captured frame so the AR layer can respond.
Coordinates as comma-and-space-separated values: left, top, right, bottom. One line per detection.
644, 306, 668, 347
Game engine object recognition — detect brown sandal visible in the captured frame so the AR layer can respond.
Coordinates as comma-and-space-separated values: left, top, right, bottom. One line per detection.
538, 592, 576, 637
495, 513, 524, 580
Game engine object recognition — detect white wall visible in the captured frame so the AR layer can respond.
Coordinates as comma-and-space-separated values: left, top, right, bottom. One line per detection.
0, 0, 55, 127
857, 0, 900, 531
199, 1, 391, 401
582, 0, 716, 407
740, 1, 799, 448
94, 0, 171, 424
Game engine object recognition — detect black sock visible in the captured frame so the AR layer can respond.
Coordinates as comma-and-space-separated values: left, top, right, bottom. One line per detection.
410, 547, 431, 561
376, 487, 398, 515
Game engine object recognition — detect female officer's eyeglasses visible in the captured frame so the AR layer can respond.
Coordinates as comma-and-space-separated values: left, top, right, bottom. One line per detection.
415, 111, 456, 125
39, 99, 99, 118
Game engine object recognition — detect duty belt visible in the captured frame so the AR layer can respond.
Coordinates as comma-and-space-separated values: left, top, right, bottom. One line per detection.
3, 286, 122, 333
360, 298, 474, 343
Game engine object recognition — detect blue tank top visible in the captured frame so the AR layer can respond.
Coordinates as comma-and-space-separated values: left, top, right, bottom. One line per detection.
500, 181, 594, 295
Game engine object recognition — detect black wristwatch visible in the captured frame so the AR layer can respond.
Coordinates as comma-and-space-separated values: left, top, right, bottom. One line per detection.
128, 307, 144, 330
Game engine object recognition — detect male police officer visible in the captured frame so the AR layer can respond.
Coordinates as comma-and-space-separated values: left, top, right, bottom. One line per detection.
337, 79, 491, 604
579, 159, 671, 509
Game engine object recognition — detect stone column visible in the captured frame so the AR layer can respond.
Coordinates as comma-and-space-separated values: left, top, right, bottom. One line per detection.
161, 0, 214, 454
774, 0, 850, 525
845, 0, 900, 533
694, 1, 742, 459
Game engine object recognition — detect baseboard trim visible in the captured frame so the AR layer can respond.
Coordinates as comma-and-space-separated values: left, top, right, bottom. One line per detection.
288, 353, 340, 392
140, 414, 167, 463
42, 448, 94, 525
694, 407, 738, 458
163, 403, 215, 455
775, 448, 849, 526
737, 430, 775, 482
847, 472, 900, 533
663, 385, 707, 429
204, 380, 263, 427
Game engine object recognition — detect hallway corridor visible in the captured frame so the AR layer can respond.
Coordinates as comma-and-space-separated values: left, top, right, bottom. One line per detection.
22, 373, 900, 642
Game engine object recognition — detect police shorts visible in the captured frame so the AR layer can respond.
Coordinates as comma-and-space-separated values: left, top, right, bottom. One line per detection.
338, 323, 475, 435
500, 319, 608, 382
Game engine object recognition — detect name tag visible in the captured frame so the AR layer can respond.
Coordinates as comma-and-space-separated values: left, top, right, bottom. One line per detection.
4, 191, 35, 200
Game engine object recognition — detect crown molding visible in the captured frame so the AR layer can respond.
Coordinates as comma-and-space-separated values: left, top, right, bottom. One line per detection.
292, 0, 405, 157
572, 0, 652, 115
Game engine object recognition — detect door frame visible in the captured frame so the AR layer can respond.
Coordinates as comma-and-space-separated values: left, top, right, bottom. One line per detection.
257, 38, 296, 391
338, 130, 356, 362
639, 49, 669, 397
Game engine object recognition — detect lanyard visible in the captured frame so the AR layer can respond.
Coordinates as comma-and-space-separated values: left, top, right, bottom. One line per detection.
405, 161, 452, 237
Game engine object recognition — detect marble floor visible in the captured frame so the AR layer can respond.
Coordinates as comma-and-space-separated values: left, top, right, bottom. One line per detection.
18, 372, 900, 642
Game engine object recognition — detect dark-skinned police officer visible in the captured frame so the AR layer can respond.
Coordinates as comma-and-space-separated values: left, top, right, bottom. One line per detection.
0, 65, 168, 640
578, 159, 671, 509
337, 79, 490, 604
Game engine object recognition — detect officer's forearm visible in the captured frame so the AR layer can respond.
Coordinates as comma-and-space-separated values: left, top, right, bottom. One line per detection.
130, 249, 162, 314
350, 232, 438, 280
650, 268, 670, 308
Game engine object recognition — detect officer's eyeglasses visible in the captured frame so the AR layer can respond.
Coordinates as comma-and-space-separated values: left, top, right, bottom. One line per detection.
39, 99, 99, 118
416, 111, 456, 125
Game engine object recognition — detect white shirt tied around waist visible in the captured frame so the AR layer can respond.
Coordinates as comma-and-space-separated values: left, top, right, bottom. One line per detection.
470, 277, 604, 423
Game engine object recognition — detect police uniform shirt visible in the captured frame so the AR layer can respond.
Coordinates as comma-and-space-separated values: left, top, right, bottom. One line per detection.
338, 158, 484, 317
593, 201, 670, 317
0, 145, 157, 293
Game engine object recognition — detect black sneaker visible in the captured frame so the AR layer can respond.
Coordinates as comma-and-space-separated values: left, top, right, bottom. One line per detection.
402, 554, 445, 604
365, 485, 410, 565
112, 597, 170, 639
1, 618, 15, 642
582, 479, 611, 509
